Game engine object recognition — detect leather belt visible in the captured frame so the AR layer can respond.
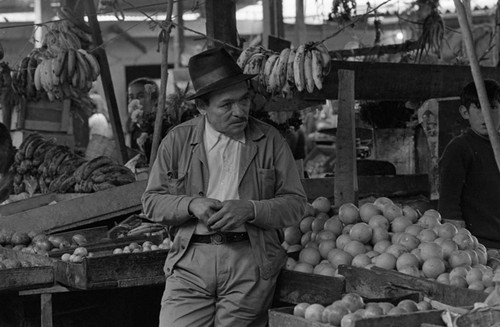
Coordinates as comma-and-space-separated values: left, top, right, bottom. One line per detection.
191, 232, 249, 245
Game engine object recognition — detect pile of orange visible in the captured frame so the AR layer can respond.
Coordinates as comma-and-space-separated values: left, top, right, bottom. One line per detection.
282, 196, 496, 293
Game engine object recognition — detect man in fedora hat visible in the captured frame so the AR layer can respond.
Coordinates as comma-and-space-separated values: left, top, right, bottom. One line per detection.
142, 47, 307, 326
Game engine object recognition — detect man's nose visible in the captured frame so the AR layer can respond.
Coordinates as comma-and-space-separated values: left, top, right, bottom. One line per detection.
232, 103, 248, 117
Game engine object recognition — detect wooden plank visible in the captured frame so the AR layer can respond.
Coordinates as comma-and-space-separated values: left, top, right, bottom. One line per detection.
0, 193, 87, 217
304, 61, 500, 101
334, 70, 358, 206
454, 307, 500, 327
0, 180, 147, 234
276, 269, 345, 305
40, 293, 53, 327
205, 0, 238, 49
330, 41, 419, 59
24, 121, 61, 132
338, 265, 488, 307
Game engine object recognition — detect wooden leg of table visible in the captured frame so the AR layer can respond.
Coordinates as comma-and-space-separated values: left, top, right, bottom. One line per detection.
41, 293, 53, 327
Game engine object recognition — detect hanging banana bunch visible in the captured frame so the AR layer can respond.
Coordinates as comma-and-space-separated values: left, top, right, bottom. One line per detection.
237, 42, 331, 98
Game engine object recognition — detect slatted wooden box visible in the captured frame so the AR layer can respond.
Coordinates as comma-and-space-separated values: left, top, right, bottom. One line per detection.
0, 246, 54, 292
11, 98, 73, 134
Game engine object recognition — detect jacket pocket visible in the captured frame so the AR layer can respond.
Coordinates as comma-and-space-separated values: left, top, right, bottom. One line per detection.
257, 168, 275, 200
166, 171, 187, 195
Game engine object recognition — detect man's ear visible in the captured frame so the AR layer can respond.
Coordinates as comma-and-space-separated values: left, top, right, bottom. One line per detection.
459, 105, 470, 120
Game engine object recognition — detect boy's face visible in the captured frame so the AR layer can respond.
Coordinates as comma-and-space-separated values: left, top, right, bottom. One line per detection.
460, 100, 500, 136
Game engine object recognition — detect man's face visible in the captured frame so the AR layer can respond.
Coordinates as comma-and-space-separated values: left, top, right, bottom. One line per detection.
200, 81, 251, 139
460, 100, 500, 136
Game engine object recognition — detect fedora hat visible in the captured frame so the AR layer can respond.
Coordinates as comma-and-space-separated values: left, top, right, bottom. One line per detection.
186, 47, 256, 100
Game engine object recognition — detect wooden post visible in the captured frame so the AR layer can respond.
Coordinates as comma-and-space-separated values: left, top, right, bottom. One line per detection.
173, 0, 184, 69
34, 0, 52, 48
205, 0, 238, 50
455, 0, 500, 172
263, 0, 285, 47
334, 70, 358, 206
83, 1, 128, 164
149, 1, 174, 166
40, 293, 53, 327
294, 0, 306, 46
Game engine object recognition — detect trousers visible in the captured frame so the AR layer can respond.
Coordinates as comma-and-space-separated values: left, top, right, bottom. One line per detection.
159, 240, 278, 327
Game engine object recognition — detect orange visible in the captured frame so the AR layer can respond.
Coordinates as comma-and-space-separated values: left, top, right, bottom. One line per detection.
385, 244, 408, 258
397, 299, 419, 313
373, 239, 391, 254
293, 262, 314, 274
368, 215, 390, 230
366, 250, 380, 259
441, 239, 459, 260
377, 302, 395, 315
285, 257, 297, 270
344, 240, 366, 257
363, 304, 383, 317
359, 203, 382, 223
338, 203, 360, 225
300, 231, 313, 246
424, 209, 442, 220
422, 257, 446, 279
382, 203, 404, 222
402, 205, 420, 223
304, 203, 315, 217
299, 247, 321, 266
304, 303, 325, 322
387, 307, 407, 315
404, 224, 424, 237
318, 239, 336, 259
418, 228, 438, 242
313, 262, 332, 275
311, 216, 328, 233
468, 281, 485, 291
453, 232, 474, 250
449, 275, 468, 288
324, 303, 350, 325
417, 300, 433, 311
465, 267, 483, 285
374, 197, 394, 210
299, 216, 315, 233
417, 215, 441, 229
323, 216, 343, 236
317, 266, 337, 277
436, 272, 450, 285
391, 232, 404, 244
305, 241, 319, 249
293, 302, 310, 317
397, 233, 420, 251
336, 234, 352, 250
371, 227, 390, 245
437, 223, 458, 239
349, 223, 373, 244
287, 244, 303, 253
398, 264, 420, 277
341, 293, 365, 312
311, 196, 331, 214
465, 249, 479, 265
396, 253, 420, 270
284, 226, 302, 245
448, 250, 472, 268
340, 312, 363, 327
374, 252, 397, 270
419, 242, 443, 261
316, 230, 335, 243
391, 216, 413, 233
327, 249, 353, 269
449, 265, 470, 279
342, 224, 354, 235
351, 253, 372, 268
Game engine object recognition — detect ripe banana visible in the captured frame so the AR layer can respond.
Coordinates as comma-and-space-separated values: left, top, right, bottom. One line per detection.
311, 49, 324, 90
314, 43, 331, 75
304, 49, 315, 93
263, 53, 279, 92
236, 46, 263, 69
293, 45, 306, 92
243, 53, 265, 75
78, 49, 100, 80
275, 48, 290, 92
50, 58, 60, 86
286, 46, 296, 86
53, 50, 67, 77
75, 50, 90, 89
34, 63, 42, 91
67, 48, 76, 78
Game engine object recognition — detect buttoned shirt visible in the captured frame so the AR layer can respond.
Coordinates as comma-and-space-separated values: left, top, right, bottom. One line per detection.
194, 118, 246, 234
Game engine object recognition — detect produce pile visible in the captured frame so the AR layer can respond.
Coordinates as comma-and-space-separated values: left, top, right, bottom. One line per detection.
283, 196, 497, 293
0, 253, 47, 269
12, 6, 99, 102
10, 133, 135, 194
236, 42, 331, 98
293, 292, 434, 326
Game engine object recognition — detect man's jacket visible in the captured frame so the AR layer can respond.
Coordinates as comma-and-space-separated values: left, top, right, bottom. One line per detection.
142, 115, 307, 279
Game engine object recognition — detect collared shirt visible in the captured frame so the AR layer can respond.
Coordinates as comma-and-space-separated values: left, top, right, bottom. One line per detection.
194, 117, 246, 234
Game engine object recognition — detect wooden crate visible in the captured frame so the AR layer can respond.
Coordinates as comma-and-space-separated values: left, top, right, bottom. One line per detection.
454, 307, 500, 327
53, 237, 168, 289
0, 246, 54, 292
338, 265, 488, 307
276, 269, 345, 305
268, 307, 445, 327
11, 98, 72, 134
0, 193, 87, 217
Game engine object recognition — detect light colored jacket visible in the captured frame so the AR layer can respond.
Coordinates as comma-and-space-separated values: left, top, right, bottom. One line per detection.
142, 116, 307, 279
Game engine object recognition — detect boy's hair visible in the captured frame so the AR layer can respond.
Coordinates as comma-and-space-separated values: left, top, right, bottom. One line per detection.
460, 79, 500, 110
128, 77, 159, 101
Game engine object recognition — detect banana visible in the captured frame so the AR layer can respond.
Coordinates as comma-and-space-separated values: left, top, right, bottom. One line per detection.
50, 58, 60, 86
40, 60, 52, 92
257, 53, 269, 91
236, 46, 263, 69
262, 53, 279, 91
276, 48, 290, 92
34, 64, 42, 91
75, 51, 90, 89
243, 53, 265, 75
77, 49, 100, 80
267, 55, 281, 94
71, 62, 80, 89
59, 53, 68, 85
53, 50, 67, 76
311, 49, 324, 90
67, 48, 76, 78
304, 49, 315, 93
286, 46, 296, 86
314, 42, 331, 75
293, 44, 306, 92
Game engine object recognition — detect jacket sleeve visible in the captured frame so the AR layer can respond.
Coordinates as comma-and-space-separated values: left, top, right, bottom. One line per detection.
141, 134, 196, 226
438, 138, 471, 221
250, 137, 307, 230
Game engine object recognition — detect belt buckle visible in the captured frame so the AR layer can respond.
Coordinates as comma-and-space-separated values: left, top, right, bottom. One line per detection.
211, 232, 226, 245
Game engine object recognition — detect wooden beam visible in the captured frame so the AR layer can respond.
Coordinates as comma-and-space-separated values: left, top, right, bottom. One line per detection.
330, 41, 419, 59
305, 61, 500, 101
33, 0, 52, 48
294, 0, 306, 46
205, 0, 238, 49
334, 70, 358, 206
263, 0, 285, 48
83, 1, 128, 164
